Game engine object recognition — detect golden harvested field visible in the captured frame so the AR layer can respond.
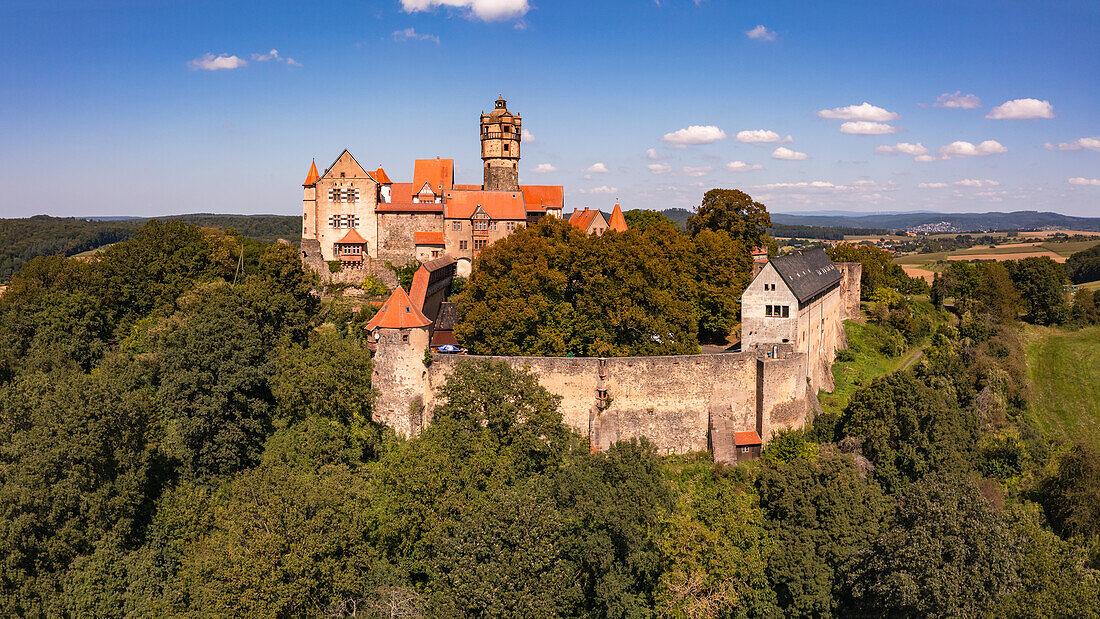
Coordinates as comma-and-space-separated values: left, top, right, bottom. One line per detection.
902, 265, 935, 283
944, 250, 1066, 263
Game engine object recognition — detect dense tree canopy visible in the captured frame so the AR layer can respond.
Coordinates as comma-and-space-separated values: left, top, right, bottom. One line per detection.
686, 189, 772, 250
0, 217, 1098, 616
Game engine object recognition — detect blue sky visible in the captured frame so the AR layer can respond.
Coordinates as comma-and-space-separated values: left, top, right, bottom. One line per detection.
1, 0, 1097, 218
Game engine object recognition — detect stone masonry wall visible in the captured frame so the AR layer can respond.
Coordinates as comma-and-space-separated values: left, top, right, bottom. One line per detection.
300, 239, 398, 287
378, 212, 443, 265
420, 351, 815, 458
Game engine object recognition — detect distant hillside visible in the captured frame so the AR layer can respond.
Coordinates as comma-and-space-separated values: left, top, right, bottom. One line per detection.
1, 214, 299, 281
769, 210, 1100, 232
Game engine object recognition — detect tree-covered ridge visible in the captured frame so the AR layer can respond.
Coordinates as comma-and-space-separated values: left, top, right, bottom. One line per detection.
0, 214, 300, 281
0, 215, 1098, 616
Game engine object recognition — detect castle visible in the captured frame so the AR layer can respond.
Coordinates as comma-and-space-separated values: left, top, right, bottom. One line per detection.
301, 96, 565, 277
364, 247, 859, 464
302, 96, 860, 463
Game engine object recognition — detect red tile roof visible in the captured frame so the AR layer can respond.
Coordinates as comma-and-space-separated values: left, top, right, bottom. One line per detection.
389, 182, 414, 203
303, 160, 320, 186
409, 265, 429, 312
337, 229, 367, 244
607, 203, 628, 232
733, 431, 762, 446
569, 207, 607, 233
413, 231, 445, 245
372, 167, 392, 184
376, 202, 444, 213
453, 183, 483, 191
413, 158, 454, 194
365, 286, 433, 330
520, 185, 564, 210
443, 190, 527, 220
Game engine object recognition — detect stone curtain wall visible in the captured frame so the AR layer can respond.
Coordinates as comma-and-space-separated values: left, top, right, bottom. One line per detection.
837, 262, 863, 318
423, 351, 815, 458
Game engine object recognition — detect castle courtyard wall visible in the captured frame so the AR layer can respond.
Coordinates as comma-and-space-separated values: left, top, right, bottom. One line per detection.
421, 351, 815, 458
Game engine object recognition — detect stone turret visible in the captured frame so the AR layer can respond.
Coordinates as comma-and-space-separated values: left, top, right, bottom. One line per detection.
480, 95, 521, 191
366, 287, 433, 437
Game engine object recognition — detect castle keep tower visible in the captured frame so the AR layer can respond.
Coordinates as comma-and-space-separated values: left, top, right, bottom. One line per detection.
481, 96, 521, 191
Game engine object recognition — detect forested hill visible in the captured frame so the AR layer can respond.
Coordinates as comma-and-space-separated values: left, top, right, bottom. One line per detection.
0, 214, 299, 281
768, 210, 1100, 232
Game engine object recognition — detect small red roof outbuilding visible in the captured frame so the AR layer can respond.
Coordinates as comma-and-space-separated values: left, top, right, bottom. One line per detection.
607, 203, 628, 232
733, 431, 762, 446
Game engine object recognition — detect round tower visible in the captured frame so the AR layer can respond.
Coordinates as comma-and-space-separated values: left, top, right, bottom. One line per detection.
480, 95, 521, 191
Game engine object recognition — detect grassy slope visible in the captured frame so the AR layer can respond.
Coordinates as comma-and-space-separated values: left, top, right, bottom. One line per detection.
819, 297, 946, 416
1024, 324, 1100, 447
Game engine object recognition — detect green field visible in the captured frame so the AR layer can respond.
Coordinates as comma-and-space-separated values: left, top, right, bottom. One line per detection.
1042, 239, 1100, 257
1079, 280, 1100, 292
1024, 324, 1100, 447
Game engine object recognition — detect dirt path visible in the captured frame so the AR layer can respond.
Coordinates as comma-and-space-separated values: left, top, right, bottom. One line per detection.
897, 349, 923, 371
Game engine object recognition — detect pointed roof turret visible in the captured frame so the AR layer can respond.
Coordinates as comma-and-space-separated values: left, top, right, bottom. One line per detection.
303, 160, 320, 186
365, 286, 433, 331
608, 203, 628, 232
372, 167, 392, 185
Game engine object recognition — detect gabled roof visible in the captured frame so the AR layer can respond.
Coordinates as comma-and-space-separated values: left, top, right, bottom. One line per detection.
443, 190, 527, 220
413, 231, 445, 245
413, 158, 454, 194
321, 149, 371, 181
303, 160, 320, 186
365, 286, 433, 330
569, 207, 608, 233
336, 229, 367, 244
734, 431, 762, 446
520, 185, 564, 210
454, 183, 483, 191
607, 203, 627, 232
768, 248, 842, 304
371, 167, 392, 184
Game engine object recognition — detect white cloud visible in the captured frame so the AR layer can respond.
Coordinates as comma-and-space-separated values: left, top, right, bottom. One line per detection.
531, 163, 557, 173
1043, 136, 1100, 151
725, 161, 763, 172
735, 129, 791, 143
875, 142, 930, 156
771, 147, 808, 160
661, 125, 727, 146
938, 140, 1007, 159
585, 162, 610, 174
1068, 177, 1100, 186
647, 163, 672, 175
581, 185, 617, 194
188, 53, 247, 71
986, 98, 1055, 120
919, 182, 948, 188
914, 154, 938, 163
756, 181, 843, 190
816, 102, 899, 121
681, 166, 713, 177
251, 49, 302, 65
522, 128, 535, 143
399, 0, 528, 21
933, 91, 981, 109
954, 179, 1001, 188
745, 25, 776, 41
645, 148, 660, 160
839, 121, 898, 135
